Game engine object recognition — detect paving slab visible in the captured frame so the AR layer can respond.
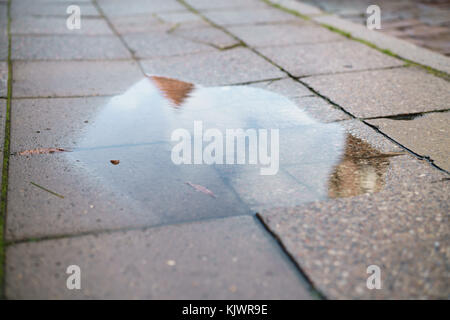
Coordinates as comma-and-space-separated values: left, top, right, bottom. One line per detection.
367, 112, 450, 172
259, 40, 404, 77
140, 48, 285, 86
202, 7, 298, 26
155, 10, 205, 24
292, 96, 351, 123
0, 99, 5, 176
97, 0, 186, 17
259, 155, 449, 299
12, 60, 143, 97
312, 14, 450, 74
171, 26, 240, 49
228, 23, 344, 47
11, 17, 113, 35
123, 32, 214, 59
270, 0, 323, 15
248, 77, 313, 98
12, 35, 131, 60
108, 15, 175, 35
185, 0, 269, 11
7, 96, 251, 240
11, 0, 99, 18
6, 216, 312, 299
0, 2, 7, 60
303, 67, 450, 118
0, 61, 7, 98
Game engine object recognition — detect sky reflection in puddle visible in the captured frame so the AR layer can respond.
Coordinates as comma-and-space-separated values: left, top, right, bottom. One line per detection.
68, 75, 390, 221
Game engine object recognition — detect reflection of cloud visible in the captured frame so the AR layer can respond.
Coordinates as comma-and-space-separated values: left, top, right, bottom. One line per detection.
328, 135, 390, 198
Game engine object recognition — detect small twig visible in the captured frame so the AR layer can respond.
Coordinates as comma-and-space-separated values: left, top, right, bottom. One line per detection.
30, 181, 64, 199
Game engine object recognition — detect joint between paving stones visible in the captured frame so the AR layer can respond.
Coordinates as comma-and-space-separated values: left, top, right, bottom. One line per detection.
0, 0, 13, 300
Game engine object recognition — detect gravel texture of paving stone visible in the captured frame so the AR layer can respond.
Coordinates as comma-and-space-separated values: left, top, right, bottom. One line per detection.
140, 48, 286, 86
248, 77, 313, 98
171, 26, 240, 49
312, 14, 450, 74
259, 155, 449, 299
11, 0, 100, 18
228, 23, 344, 47
6, 216, 312, 299
123, 32, 215, 59
367, 112, 450, 172
97, 0, 186, 17
258, 40, 404, 77
185, 0, 269, 11
12, 35, 131, 60
303, 67, 450, 118
202, 7, 298, 26
0, 61, 7, 98
12, 60, 143, 97
0, 99, 5, 176
292, 96, 351, 123
11, 17, 113, 36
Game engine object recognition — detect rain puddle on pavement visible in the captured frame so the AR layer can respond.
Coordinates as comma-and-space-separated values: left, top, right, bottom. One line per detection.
66, 75, 391, 222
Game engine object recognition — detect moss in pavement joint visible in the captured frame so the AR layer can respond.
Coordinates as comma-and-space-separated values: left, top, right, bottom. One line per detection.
263, 0, 450, 80
0, 0, 12, 300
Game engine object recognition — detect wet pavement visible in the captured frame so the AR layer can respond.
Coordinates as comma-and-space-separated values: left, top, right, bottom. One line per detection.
1, 0, 449, 299
301, 0, 450, 56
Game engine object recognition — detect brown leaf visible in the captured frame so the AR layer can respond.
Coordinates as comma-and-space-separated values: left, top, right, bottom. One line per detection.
110, 160, 120, 165
185, 181, 216, 198
18, 148, 68, 156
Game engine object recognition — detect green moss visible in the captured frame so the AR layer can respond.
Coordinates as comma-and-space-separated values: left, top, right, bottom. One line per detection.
0, 0, 12, 300
263, 0, 449, 80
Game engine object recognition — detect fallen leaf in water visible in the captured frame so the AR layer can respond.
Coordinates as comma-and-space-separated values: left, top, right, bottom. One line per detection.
185, 181, 216, 198
18, 148, 68, 156
110, 160, 120, 165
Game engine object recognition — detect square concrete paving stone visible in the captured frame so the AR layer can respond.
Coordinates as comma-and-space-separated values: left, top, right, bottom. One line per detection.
11, 0, 99, 18
171, 26, 240, 50
303, 67, 450, 118
0, 61, 7, 98
202, 7, 299, 26
13, 60, 143, 97
12, 35, 132, 60
258, 40, 404, 77
0, 99, 5, 176
108, 15, 176, 35
259, 156, 449, 299
6, 216, 312, 299
97, 0, 186, 17
185, 0, 269, 11
292, 96, 351, 123
7, 97, 249, 240
140, 48, 285, 86
249, 77, 313, 98
11, 17, 113, 35
228, 23, 344, 47
122, 32, 215, 59
367, 112, 450, 172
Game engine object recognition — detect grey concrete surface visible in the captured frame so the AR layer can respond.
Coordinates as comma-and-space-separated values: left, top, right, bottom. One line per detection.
303, 67, 450, 118
6, 216, 312, 299
367, 112, 450, 171
259, 40, 404, 77
1, 0, 449, 300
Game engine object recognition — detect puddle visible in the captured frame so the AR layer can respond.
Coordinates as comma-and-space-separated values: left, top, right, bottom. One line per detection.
67, 75, 391, 222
